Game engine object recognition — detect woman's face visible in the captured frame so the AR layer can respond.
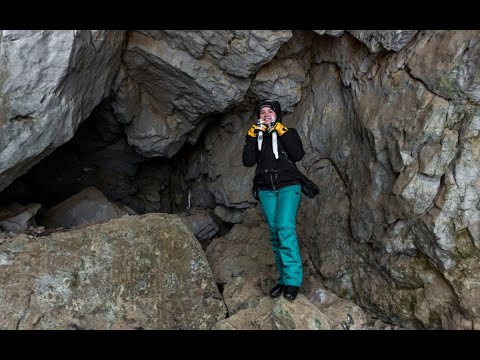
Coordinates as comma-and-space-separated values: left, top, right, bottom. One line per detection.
259, 106, 276, 125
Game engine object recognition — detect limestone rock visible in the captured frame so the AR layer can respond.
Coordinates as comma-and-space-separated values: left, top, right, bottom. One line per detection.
0, 213, 226, 329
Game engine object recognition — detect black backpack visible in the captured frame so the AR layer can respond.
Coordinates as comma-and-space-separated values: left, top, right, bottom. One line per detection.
297, 170, 319, 198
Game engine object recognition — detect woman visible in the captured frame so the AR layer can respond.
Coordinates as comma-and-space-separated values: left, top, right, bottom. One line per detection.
242, 99, 305, 301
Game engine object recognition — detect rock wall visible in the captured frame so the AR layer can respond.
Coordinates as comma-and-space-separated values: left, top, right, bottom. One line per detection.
1, 30, 479, 329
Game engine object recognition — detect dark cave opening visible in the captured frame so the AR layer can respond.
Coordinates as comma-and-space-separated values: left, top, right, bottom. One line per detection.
0, 100, 229, 239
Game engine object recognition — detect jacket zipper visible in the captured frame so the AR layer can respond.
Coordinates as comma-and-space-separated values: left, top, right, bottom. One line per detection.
272, 140, 279, 190
263, 133, 277, 191
270, 173, 276, 191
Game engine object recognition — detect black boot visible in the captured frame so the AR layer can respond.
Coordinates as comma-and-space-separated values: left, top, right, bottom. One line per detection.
283, 285, 299, 301
270, 284, 285, 298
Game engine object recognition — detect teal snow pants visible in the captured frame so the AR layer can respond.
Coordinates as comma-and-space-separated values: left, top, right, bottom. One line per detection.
258, 184, 302, 287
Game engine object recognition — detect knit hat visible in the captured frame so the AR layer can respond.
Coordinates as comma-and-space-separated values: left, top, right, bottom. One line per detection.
255, 99, 282, 122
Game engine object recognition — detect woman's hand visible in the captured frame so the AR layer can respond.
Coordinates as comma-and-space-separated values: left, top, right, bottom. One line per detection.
248, 120, 268, 137
268, 122, 288, 136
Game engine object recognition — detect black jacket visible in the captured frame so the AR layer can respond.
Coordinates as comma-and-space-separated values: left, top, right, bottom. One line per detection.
242, 128, 305, 192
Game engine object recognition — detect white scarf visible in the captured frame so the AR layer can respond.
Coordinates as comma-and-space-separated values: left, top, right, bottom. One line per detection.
257, 130, 279, 159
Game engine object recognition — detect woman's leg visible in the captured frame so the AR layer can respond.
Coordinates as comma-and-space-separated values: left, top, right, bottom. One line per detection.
276, 184, 302, 287
258, 189, 285, 285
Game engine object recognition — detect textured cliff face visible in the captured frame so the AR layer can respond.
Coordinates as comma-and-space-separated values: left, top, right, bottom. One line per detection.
0, 30, 126, 192
1, 30, 479, 329
174, 30, 480, 329
291, 31, 480, 328
118, 30, 292, 157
